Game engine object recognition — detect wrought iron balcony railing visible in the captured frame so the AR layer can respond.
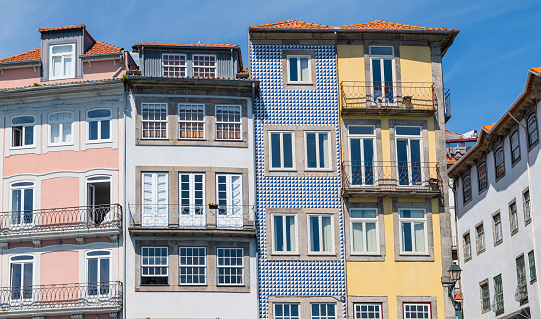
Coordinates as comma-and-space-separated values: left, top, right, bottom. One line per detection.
444, 88, 451, 121
0, 204, 122, 237
129, 204, 255, 231
0, 281, 122, 313
342, 161, 441, 194
341, 81, 436, 111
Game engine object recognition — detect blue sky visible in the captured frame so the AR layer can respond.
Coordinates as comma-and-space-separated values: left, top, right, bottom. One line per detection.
1, 0, 540, 133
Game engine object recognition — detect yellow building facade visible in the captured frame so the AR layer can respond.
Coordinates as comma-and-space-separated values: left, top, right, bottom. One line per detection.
336, 22, 458, 319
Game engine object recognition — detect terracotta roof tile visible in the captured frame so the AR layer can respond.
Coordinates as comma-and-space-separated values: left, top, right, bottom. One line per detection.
137, 42, 239, 48
38, 24, 86, 32
482, 123, 495, 131
531, 67, 541, 75
249, 19, 332, 30
238, 68, 249, 75
0, 48, 41, 64
340, 20, 456, 31
84, 41, 122, 55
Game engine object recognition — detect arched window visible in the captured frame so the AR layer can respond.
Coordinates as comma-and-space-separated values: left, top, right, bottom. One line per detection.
527, 113, 538, 147
510, 131, 520, 163
87, 109, 111, 142
49, 112, 73, 145
478, 162, 488, 192
495, 148, 505, 178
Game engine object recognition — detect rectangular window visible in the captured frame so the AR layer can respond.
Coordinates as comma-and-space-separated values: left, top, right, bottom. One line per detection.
87, 251, 110, 295
50, 43, 75, 79
510, 131, 521, 163
142, 103, 168, 139
179, 247, 206, 285
350, 209, 379, 254
311, 303, 336, 319
481, 283, 490, 312
11, 182, 34, 226
395, 126, 422, 186
478, 162, 488, 192
348, 126, 375, 186
305, 132, 330, 169
10, 256, 33, 300
49, 112, 73, 145
12, 116, 34, 147
463, 174, 472, 204
87, 109, 111, 142
193, 55, 216, 77
215, 173, 243, 227
162, 53, 186, 77
509, 202, 518, 234
274, 303, 300, 319
516, 255, 528, 302
215, 105, 241, 140
493, 274, 504, 312
493, 213, 503, 244
399, 209, 427, 254
270, 132, 294, 169
495, 148, 505, 178
403, 303, 430, 319
179, 173, 205, 227
354, 303, 382, 319
216, 247, 244, 286
370, 46, 395, 105
141, 246, 168, 285
463, 233, 471, 260
308, 215, 333, 253
287, 55, 310, 83
523, 190, 531, 223
476, 224, 485, 253
527, 113, 538, 147
528, 251, 536, 281
178, 104, 204, 139
141, 172, 169, 227
273, 214, 297, 253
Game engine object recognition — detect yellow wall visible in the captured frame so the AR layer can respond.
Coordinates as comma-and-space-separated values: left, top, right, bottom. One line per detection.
399, 46, 433, 83
337, 45, 365, 83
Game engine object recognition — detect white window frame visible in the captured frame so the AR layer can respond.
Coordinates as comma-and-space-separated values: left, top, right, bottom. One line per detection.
398, 208, 428, 254
269, 131, 295, 170
178, 246, 207, 286
11, 116, 35, 149
85, 250, 112, 296
162, 53, 186, 77
48, 111, 74, 146
287, 55, 312, 84
310, 303, 336, 319
49, 43, 75, 80
140, 246, 169, 285
141, 103, 168, 139
141, 172, 169, 227
403, 303, 431, 319
10, 181, 35, 228
369, 46, 396, 104
354, 303, 382, 319
192, 54, 216, 78
215, 105, 242, 141
350, 208, 380, 255
348, 125, 377, 186
307, 214, 335, 254
216, 247, 244, 286
87, 108, 112, 143
274, 303, 300, 319
395, 126, 424, 187
9, 255, 34, 301
178, 103, 205, 140
304, 131, 331, 170
271, 213, 298, 254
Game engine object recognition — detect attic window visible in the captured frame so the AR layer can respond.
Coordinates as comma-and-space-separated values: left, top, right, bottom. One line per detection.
162, 54, 186, 77
193, 55, 216, 77
50, 44, 75, 80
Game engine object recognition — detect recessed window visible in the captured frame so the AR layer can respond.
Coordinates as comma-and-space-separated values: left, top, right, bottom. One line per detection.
462, 174, 472, 204
305, 132, 330, 170
87, 109, 111, 142
528, 250, 536, 281
509, 201, 518, 234
287, 55, 311, 83
270, 132, 294, 169
481, 283, 490, 312
274, 303, 300, 319
49, 112, 73, 145
178, 104, 204, 139
50, 43, 75, 80
141, 246, 168, 285
308, 214, 333, 253
311, 303, 336, 319
12, 116, 34, 148
348, 125, 375, 186
395, 126, 422, 186
216, 247, 244, 286
493, 274, 504, 312
510, 131, 520, 163
476, 224, 485, 253
403, 304, 430, 319
478, 162, 488, 192
178, 173, 205, 227
463, 233, 471, 260
215, 105, 241, 140
273, 214, 297, 253
179, 247, 206, 285
162, 54, 186, 77
142, 103, 167, 139
10, 255, 34, 300
193, 55, 216, 77
141, 172, 169, 227
350, 209, 379, 254
523, 190, 531, 223
495, 148, 505, 178
527, 113, 538, 147
354, 303, 382, 319
399, 209, 427, 254
11, 182, 34, 227
86, 250, 110, 296
516, 255, 528, 302
493, 213, 503, 244
215, 174, 243, 227
370, 46, 395, 105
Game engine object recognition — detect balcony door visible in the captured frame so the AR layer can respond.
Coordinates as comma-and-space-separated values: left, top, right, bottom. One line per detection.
87, 251, 110, 297
179, 173, 206, 227
141, 172, 168, 227
10, 182, 34, 229
348, 126, 375, 186
216, 174, 242, 228
10, 256, 33, 301
395, 126, 422, 186
87, 176, 111, 226
370, 46, 395, 105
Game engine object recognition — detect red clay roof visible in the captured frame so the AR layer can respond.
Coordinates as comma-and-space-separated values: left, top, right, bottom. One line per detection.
250, 19, 332, 29
238, 68, 249, 75
137, 42, 239, 48
531, 67, 541, 75
482, 123, 495, 131
38, 24, 86, 32
84, 41, 122, 55
340, 20, 455, 31
0, 48, 41, 64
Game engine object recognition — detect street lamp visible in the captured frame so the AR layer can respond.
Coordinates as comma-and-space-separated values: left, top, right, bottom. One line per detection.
448, 263, 462, 283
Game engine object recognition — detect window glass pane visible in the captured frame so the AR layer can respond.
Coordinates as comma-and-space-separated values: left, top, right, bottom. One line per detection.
88, 259, 98, 284
24, 126, 33, 145
349, 126, 374, 135
396, 126, 421, 136
51, 124, 60, 144
319, 133, 329, 168
289, 58, 298, 82
274, 215, 284, 251
64, 56, 72, 77
63, 123, 72, 143
370, 47, 393, 56
414, 223, 426, 252
88, 109, 111, 118
366, 223, 377, 252
89, 121, 98, 140
300, 58, 309, 81
271, 133, 281, 168
322, 216, 332, 252
352, 222, 363, 252
101, 120, 110, 139
402, 222, 412, 252
307, 133, 317, 168
53, 57, 62, 77
283, 133, 293, 168
12, 117, 34, 125
310, 216, 320, 252
285, 216, 295, 251
52, 45, 72, 54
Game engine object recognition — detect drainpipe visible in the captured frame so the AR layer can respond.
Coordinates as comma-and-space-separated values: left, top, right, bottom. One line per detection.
111, 52, 125, 79
251, 81, 260, 319
507, 111, 541, 307
231, 48, 234, 79
122, 78, 128, 319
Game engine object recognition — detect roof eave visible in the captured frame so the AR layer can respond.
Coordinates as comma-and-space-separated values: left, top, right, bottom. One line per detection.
133, 44, 240, 51
81, 53, 123, 61
0, 60, 41, 69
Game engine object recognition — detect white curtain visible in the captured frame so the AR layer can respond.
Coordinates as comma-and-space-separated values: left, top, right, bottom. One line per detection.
414, 222, 426, 252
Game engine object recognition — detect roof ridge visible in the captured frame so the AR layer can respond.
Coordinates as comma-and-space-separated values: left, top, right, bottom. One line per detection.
0, 48, 41, 64
136, 42, 239, 47
249, 19, 332, 29
339, 20, 456, 31
38, 24, 86, 32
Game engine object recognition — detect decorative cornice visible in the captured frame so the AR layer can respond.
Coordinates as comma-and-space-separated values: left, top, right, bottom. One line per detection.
76, 237, 84, 245
0, 242, 8, 250
32, 239, 41, 248
110, 234, 119, 243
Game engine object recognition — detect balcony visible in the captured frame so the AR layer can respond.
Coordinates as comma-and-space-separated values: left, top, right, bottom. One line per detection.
128, 204, 256, 237
0, 204, 122, 241
342, 161, 441, 197
340, 81, 436, 116
445, 88, 451, 122
0, 281, 122, 317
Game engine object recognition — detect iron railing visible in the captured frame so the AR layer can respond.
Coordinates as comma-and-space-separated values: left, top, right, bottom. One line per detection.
444, 88, 451, 120
0, 204, 122, 236
342, 161, 441, 193
129, 204, 255, 230
0, 281, 122, 312
341, 81, 436, 111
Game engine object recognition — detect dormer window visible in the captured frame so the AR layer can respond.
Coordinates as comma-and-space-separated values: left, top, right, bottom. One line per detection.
50, 44, 75, 80
193, 55, 216, 77
162, 54, 186, 77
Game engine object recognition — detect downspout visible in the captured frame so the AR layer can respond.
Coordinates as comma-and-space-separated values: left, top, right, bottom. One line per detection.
111, 52, 125, 79
251, 81, 259, 319
122, 78, 128, 319
450, 179, 462, 318
508, 111, 541, 307
231, 48, 234, 79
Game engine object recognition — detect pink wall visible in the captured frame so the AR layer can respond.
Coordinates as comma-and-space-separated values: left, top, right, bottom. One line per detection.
40, 250, 78, 286
41, 177, 79, 210
3, 148, 119, 177
82, 60, 121, 80
0, 67, 40, 89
